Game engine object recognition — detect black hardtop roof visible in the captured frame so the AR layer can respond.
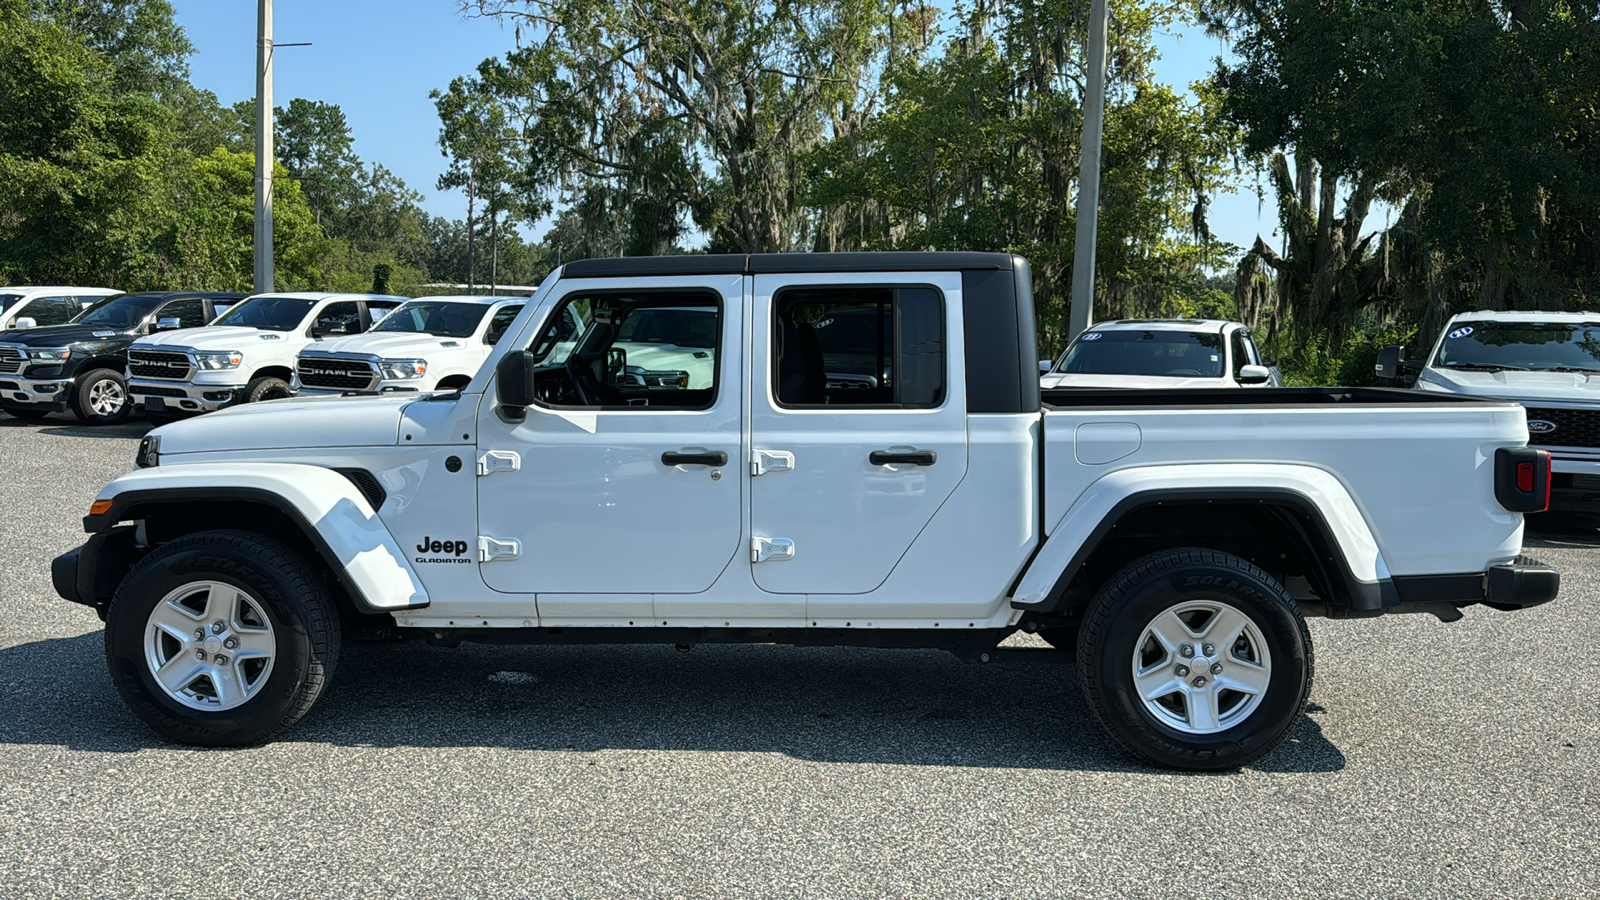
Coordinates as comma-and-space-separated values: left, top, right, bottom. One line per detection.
562, 251, 1020, 279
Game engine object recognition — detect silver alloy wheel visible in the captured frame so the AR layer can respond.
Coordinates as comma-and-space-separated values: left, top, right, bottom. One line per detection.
1131, 599, 1272, 735
87, 377, 125, 416
143, 581, 277, 711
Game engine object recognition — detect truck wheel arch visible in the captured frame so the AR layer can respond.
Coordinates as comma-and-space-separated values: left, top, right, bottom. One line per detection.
1014, 482, 1393, 617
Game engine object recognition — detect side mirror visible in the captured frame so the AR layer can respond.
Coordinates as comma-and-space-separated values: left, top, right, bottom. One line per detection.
495, 349, 537, 421
1237, 364, 1272, 385
13, 317, 35, 329
1375, 345, 1408, 379
606, 347, 627, 383
155, 316, 181, 331
1039, 359, 1054, 374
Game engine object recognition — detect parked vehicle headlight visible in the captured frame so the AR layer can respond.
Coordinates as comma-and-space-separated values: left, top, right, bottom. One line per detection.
194, 350, 243, 370
27, 347, 71, 360
380, 358, 427, 380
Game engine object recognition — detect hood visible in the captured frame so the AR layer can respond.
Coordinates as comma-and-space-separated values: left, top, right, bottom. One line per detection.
1417, 367, 1600, 404
135, 326, 295, 350
153, 393, 413, 454
1041, 372, 1226, 390
0, 322, 131, 346
310, 332, 471, 357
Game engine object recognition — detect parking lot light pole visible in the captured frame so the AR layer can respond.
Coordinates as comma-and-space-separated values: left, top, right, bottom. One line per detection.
1068, 0, 1110, 342
254, 0, 273, 295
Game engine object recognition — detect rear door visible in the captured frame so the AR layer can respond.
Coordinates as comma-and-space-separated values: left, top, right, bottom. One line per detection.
749, 271, 968, 594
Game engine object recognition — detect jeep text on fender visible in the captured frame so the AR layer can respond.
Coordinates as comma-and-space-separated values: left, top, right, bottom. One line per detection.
54, 252, 1560, 770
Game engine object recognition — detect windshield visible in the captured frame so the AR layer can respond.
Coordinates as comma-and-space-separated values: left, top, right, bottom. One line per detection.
0, 293, 23, 312
212, 296, 317, 332
616, 307, 717, 349
72, 293, 156, 329
1433, 322, 1600, 372
372, 301, 490, 338
1056, 329, 1225, 378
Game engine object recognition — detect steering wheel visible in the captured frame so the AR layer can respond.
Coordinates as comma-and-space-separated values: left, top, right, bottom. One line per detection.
565, 355, 597, 405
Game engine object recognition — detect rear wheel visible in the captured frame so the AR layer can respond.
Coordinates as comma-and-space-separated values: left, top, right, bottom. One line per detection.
244, 375, 292, 403
70, 368, 132, 424
104, 530, 340, 746
1077, 547, 1313, 770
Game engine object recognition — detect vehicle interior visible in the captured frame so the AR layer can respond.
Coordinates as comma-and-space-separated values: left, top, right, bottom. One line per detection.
523, 291, 719, 409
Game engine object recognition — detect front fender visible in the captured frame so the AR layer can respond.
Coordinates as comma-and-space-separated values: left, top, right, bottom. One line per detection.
85, 463, 428, 611
1012, 463, 1389, 611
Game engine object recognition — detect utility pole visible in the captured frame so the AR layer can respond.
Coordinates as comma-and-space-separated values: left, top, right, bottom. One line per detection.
1067, 0, 1109, 341
253, 0, 273, 294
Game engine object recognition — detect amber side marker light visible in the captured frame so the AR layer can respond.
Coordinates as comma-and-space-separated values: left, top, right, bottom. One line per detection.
89, 499, 114, 516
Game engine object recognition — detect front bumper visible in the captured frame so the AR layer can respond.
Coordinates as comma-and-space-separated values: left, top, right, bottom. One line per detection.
0, 376, 72, 411
127, 378, 245, 414
52, 525, 141, 616
1545, 456, 1600, 513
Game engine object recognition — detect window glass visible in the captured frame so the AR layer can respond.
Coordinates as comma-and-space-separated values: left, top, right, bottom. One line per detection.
484, 304, 523, 345
210, 301, 235, 320
364, 299, 402, 328
312, 301, 362, 336
1057, 329, 1225, 378
214, 296, 317, 331
1432, 321, 1600, 372
1230, 330, 1250, 379
772, 286, 945, 408
21, 296, 80, 326
0, 293, 23, 313
75, 294, 159, 328
523, 292, 718, 409
372, 301, 491, 338
158, 298, 208, 329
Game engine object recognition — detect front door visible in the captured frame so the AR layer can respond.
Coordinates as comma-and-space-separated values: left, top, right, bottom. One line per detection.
749, 271, 969, 594
474, 275, 745, 598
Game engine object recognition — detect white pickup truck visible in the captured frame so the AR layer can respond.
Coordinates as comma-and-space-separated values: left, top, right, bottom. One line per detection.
1378, 311, 1600, 515
126, 292, 405, 420
54, 253, 1559, 770
1041, 318, 1280, 389
295, 296, 525, 396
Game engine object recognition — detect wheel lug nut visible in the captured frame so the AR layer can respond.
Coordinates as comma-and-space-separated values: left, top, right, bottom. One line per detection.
211, 621, 226, 635
1202, 643, 1215, 656
194, 649, 206, 660
1179, 645, 1195, 658
193, 629, 205, 641
215, 655, 229, 666
1192, 676, 1208, 688
224, 637, 239, 650
1210, 663, 1223, 674
1175, 665, 1190, 677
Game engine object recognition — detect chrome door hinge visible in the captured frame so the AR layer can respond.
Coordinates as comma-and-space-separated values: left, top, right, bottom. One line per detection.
477, 450, 521, 476
751, 449, 795, 477
751, 536, 795, 564
478, 536, 522, 563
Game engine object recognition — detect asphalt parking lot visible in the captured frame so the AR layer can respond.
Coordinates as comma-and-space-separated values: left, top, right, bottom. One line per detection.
1, 414, 1597, 898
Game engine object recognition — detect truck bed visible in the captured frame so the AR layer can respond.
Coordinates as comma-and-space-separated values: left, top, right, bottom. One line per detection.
1043, 385, 1500, 409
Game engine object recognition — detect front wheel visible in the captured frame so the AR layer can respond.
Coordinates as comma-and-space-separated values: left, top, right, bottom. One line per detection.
104, 530, 341, 746
71, 368, 132, 424
244, 375, 292, 403
1077, 548, 1313, 770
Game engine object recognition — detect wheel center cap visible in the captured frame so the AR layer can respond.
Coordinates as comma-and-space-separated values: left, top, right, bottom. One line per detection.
203, 636, 222, 655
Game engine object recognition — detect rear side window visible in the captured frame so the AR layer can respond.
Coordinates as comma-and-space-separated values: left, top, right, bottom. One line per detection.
157, 298, 208, 329
772, 286, 945, 408
313, 302, 362, 336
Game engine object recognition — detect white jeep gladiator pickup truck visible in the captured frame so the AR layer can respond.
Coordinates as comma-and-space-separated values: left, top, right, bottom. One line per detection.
295, 296, 526, 396
54, 253, 1559, 770
1041, 318, 1280, 389
126, 292, 405, 419
1378, 310, 1600, 514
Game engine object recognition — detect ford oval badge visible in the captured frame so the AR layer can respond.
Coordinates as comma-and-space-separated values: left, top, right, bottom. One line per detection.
1528, 420, 1558, 434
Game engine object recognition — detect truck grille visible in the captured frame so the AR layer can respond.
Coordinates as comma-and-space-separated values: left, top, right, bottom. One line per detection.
1523, 407, 1600, 449
128, 349, 193, 380
298, 357, 378, 391
0, 346, 22, 374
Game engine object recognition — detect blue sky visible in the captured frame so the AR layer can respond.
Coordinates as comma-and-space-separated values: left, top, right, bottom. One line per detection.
170, 1, 1291, 255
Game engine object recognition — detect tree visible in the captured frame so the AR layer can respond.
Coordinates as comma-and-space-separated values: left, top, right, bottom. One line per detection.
433, 72, 524, 286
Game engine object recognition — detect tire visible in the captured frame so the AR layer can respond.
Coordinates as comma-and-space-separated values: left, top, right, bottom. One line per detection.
104, 530, 341, 746
244, 375, 292, 403
1, 406, 51, 420
1076, 547, 1313, 771
70, 368, 132, 424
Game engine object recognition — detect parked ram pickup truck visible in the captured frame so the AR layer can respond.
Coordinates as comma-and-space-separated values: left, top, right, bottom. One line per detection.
0, 292, 242, 424
295, 296, 526, 396
54, 253, 1559, 770
1378, 310, 1600, 514
126, 292, 405, 421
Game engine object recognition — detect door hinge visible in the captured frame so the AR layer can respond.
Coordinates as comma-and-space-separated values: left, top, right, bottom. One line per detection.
751, 536, 795, 564
478, 536, 522, 563
751, 449, 795, 477
477, 450, 521, 477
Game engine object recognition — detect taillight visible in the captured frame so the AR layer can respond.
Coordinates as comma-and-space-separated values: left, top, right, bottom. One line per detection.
1495, 447, 1551, 513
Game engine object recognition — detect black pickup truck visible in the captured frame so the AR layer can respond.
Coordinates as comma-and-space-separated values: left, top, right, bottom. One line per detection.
0, 291, 243, 425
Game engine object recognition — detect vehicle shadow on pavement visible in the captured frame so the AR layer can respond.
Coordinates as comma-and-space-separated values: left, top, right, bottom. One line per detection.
0, 417, 154, 439
0, 633, 1347, 774
1524, 515, 1600, 548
